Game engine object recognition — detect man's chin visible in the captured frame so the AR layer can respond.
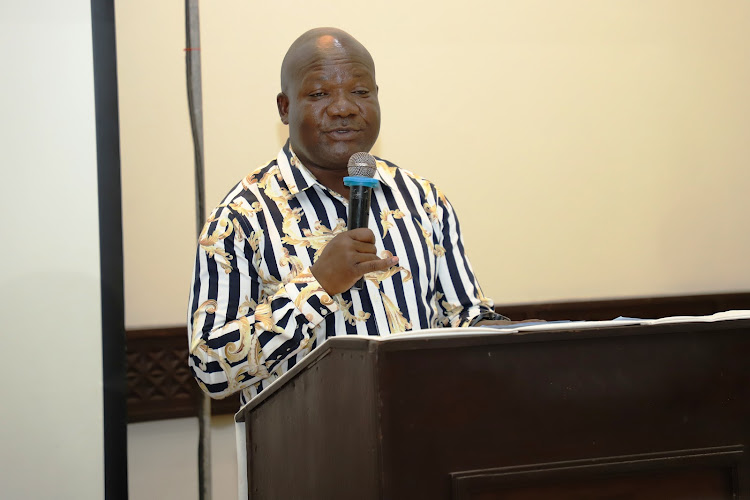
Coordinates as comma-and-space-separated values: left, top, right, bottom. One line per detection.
323, 143, 373, 166
293, 138, 377, 171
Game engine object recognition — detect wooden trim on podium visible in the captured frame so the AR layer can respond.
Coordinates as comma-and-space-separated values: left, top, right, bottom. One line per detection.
450, 445, 744, 499
496, 292, 750, 321
126, 292, 749, 422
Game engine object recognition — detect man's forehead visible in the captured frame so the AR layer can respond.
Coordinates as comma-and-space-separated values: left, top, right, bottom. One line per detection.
281, 29, 375, 92
288, 52, 373, 90
295, 61, 374, 89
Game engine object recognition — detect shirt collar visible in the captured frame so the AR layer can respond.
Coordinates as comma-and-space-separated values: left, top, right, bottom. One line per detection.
275, 140, 315, 197
372, 157, 400, 191
276, 139, 398, 196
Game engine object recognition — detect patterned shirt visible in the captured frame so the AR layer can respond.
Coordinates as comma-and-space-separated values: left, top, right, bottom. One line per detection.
187, 141, 502, 405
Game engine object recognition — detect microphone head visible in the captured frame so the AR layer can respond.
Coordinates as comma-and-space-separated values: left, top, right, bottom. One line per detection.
347, 152, 377, 178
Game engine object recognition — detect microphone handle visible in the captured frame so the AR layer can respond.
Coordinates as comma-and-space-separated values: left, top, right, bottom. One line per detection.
347, 184, 372, 290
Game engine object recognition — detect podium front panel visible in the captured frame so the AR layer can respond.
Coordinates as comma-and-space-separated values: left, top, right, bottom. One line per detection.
375, 321, 749, 498
243, 342, 381, 500
237, 320, 750, 499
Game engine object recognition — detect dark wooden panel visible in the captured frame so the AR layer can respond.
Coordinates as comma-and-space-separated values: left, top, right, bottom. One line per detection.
375, 320, 750, 499
126, 292, 749, 422
236, 320, 750, 499
247, 345, 381, 500
126, 326, 239, 422
466, 467, 731, 500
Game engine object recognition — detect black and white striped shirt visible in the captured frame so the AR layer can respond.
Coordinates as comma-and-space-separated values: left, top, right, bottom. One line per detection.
188, 142, 502, 404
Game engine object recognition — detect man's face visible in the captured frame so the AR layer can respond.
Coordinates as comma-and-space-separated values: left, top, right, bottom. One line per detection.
278, 46, 380, 172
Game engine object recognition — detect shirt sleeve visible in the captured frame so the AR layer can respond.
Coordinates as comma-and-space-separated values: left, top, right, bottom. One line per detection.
431, 187, 508, 327
186, 204, 338, 399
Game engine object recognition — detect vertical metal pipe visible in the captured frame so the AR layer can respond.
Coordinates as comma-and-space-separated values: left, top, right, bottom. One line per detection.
185, 1, 211, 499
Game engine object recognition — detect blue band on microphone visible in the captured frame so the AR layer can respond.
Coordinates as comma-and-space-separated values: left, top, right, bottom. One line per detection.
344, 176, 379, 188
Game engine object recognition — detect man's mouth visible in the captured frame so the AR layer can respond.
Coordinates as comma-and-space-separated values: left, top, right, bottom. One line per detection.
326, 128, 361, 139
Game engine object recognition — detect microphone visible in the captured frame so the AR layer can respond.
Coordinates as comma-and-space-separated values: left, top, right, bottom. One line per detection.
344, 152, 379, 291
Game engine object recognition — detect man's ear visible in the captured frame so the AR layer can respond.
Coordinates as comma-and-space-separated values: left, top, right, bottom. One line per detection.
277, 93, 289, 124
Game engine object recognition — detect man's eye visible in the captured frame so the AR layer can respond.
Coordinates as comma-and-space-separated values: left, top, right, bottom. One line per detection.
353, 89, 369, 95
309, 92, 326, 98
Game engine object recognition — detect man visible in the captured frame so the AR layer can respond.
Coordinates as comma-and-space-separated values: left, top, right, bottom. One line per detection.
187, 27, 508, 406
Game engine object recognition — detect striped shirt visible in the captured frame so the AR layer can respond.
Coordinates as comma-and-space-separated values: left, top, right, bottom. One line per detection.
187, 142, 503, 404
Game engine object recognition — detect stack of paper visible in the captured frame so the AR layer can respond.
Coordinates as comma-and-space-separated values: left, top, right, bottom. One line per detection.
381, 310, 750, 339
479, 310, 750, 334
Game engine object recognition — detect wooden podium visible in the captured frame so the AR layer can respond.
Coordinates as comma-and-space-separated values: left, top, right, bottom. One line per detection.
235, 320, 750, 499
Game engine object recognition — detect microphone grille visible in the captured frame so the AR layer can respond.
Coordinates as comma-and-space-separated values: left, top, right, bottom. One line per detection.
347, 152, 377, 178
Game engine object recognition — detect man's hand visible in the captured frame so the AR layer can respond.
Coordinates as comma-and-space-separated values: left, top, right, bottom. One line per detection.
311, 228, 398, 295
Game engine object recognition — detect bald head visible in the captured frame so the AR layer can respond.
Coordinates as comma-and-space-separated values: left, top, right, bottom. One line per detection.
280, 27, 376, 94
276, 27, 381, 178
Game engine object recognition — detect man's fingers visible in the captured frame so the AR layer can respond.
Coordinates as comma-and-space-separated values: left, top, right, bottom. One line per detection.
313, 228, 401, 295
347, 227, 376, 243
355, 255, 399, 274
351, 239, 378, 255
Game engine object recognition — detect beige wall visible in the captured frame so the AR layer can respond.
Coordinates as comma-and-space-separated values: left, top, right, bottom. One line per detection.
116, 1, 750, 498
0, 2, 104, 498
119, 0, 750, 330
128, 416, 237, 500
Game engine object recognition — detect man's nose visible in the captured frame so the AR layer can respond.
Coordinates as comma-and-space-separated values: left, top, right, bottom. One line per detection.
327, 91, 358, 117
